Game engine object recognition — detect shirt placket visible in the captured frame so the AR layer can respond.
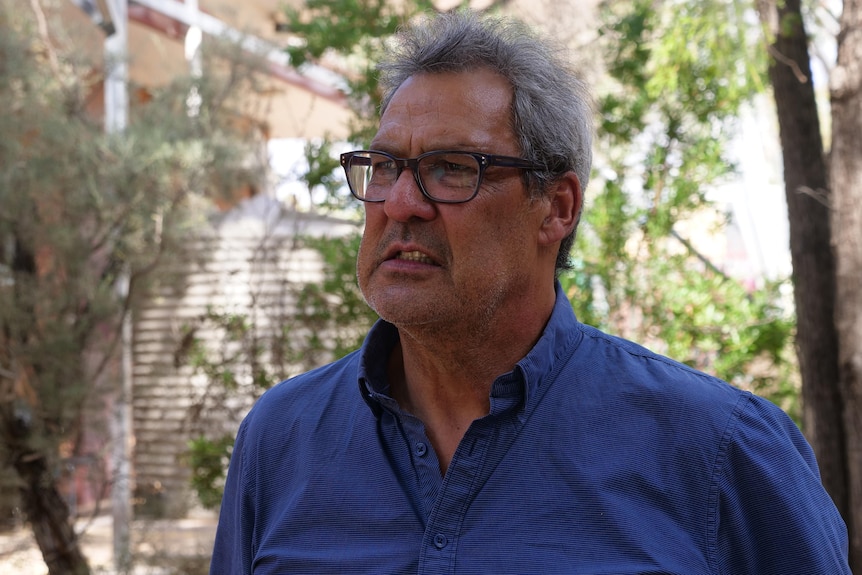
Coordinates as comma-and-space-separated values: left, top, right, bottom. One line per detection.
398, 411, 444, 518
417, 427, 491, 575
367, 367, 527, 574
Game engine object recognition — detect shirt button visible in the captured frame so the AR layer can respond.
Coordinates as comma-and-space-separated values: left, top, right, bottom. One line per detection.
433, 533, 448, 549
415, 442, 428, 457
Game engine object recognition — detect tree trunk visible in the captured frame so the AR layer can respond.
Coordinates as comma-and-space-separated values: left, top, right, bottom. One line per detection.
8, 431, 90, 575
757, 0, 848, 518
830, 0, 862, 567
3, 239, 91, 574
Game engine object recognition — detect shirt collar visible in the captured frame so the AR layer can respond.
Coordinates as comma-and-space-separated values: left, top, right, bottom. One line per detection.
513, 281, 583, 410
357, 281, 582, 418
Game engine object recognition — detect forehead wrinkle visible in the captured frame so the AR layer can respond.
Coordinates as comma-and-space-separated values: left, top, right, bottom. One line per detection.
372, 71, 516, 156
372, 116, 502, 156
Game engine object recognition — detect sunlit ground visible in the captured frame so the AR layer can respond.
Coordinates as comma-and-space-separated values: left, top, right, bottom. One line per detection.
0, 508, 217, 575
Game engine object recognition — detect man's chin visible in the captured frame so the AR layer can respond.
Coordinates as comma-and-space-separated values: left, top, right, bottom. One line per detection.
368, 296, 450, 329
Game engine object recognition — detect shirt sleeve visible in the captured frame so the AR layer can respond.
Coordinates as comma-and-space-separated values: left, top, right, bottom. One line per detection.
210, 418, 254, 575
713, 394, 850, 574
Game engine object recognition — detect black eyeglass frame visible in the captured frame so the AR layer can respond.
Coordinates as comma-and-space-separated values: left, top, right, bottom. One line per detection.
339, 149, 545, 204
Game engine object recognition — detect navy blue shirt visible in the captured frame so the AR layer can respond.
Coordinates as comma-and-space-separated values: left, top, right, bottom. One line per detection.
210, 285, 849, 574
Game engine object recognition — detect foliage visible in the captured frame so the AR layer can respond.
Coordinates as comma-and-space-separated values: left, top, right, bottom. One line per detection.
0, 10, 267, 436
284, 0, 435, 136
562, 0, 798, 417
188, 434, 235, 511
299, 138, 351, 212
300, 234, 379, 358
0, 1, 268, 569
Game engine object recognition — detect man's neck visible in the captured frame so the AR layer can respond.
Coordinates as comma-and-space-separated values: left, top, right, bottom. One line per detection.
386, 289, 556, 475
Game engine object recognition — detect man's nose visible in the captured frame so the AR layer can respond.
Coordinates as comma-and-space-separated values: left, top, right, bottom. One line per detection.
382, 167, 436, 222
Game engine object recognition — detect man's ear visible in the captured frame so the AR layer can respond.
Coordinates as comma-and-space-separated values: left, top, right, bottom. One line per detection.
538, 172, 582, 247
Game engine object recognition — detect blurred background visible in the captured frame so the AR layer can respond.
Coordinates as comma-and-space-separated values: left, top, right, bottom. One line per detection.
2, 0, 859, 573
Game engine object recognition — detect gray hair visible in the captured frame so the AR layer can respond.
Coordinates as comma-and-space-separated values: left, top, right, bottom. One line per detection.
377, 10, 594, 273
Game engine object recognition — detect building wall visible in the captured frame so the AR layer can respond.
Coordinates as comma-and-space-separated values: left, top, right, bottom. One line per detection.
53, 0, 353, 139
132, 196, 359, 516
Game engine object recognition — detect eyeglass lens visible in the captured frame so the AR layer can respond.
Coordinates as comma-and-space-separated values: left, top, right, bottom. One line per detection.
346, 152, 481, 203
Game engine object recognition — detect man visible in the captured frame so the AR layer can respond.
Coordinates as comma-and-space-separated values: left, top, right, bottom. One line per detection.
211, 10, 850, 575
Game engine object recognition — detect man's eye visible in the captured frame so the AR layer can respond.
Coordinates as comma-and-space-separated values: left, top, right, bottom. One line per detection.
372, 160, 396, 172
443, 161, 473, 173
425, 158, 476, 177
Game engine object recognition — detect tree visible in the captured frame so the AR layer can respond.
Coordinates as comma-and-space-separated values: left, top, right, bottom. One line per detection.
756, 0, 862, 566
0, 3, 267, 572
570, 0, 798, 413
828, 0, 862, 565
582, 0, 862, 565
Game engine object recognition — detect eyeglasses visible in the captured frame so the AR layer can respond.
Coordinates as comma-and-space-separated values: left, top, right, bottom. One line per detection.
340, 150, 544, 204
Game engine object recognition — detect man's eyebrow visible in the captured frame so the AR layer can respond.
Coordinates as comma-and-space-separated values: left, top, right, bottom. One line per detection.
367, 143, 488, 155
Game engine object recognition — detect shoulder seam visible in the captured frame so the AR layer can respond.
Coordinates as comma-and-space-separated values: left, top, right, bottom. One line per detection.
705, 391, 754, 574
576, 322, 719, 381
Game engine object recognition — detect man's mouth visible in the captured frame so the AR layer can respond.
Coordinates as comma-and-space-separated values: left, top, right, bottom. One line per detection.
394, 250, 436, 264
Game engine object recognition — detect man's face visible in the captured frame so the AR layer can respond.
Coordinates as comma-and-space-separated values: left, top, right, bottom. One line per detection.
356, 69, 551, 335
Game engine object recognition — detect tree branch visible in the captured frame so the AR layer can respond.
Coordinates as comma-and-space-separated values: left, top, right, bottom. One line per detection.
767, 44, 809, 83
